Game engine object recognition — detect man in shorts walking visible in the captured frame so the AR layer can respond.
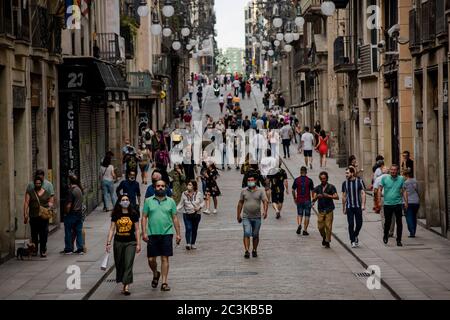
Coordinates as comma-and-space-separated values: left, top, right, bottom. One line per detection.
292, 166, 314, 235
237, 175, 268, 258
301, 127, 315, 169
142, 180, 181, 291
269, 164, 288, 219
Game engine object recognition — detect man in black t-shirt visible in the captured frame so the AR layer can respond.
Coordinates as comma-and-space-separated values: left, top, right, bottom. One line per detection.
312, 171, 339, 248
269, 166, 288, 219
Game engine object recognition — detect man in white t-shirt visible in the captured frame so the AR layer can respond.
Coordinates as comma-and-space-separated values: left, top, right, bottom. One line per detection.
233, 79, 240, 97
256, 117, 265, 130
301, 126, 315, 169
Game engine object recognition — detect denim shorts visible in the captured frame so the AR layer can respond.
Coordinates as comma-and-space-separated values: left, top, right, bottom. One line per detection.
242, 218, 262, 238
297, 202, 312, 217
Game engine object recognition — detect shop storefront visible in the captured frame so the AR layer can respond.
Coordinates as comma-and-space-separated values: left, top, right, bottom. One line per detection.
58, 57, 128, 215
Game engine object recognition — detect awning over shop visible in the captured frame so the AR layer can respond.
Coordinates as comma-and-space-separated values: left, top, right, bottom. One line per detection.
58, 57, 128, 102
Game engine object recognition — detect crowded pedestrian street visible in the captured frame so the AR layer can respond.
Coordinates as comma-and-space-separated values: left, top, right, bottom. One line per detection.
2, 0, 450, 306
1, 84, 450, 300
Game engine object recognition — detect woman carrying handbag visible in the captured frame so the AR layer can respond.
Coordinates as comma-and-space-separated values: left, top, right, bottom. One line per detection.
106, 194, 141, 296
177, 180, 204, 250
23, 176, 53, 258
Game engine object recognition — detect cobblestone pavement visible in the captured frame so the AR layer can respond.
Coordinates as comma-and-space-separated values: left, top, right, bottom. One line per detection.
2, 84, 449, 300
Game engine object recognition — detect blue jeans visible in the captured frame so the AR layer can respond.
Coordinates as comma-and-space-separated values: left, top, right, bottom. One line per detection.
346, 207, 363, 243
183, 213, 202, 245
102, 180, 117, 209
242, 218, 262, 239
405, 204, 419, 236
64, 214, 83, 252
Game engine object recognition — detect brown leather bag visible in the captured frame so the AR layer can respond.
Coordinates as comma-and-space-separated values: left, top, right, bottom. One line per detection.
34, 191, 52, 220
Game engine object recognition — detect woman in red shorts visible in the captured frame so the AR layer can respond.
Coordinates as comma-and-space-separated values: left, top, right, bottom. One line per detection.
315, 130, 329, 168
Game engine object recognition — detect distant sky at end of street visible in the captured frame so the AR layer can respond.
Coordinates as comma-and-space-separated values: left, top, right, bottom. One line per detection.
215, 0, 247, 50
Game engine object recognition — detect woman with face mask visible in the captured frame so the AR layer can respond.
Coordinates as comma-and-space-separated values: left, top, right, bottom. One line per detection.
177, 180, 204, 250
106, 194, 141, 296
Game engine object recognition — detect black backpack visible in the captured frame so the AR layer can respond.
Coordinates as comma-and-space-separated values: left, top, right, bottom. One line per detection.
145, 131, 151, 140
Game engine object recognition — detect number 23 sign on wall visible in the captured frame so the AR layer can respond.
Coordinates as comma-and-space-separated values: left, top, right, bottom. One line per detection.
59, 65, 88, 93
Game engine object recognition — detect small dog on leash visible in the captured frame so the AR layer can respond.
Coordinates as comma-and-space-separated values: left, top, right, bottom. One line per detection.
16, 243, 36, 260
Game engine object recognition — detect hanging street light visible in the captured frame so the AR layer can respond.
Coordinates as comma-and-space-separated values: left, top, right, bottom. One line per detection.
137, 1, 149, 17
181, 26, 191, 37
321, 1, 336, 16
162, 0, 175, 17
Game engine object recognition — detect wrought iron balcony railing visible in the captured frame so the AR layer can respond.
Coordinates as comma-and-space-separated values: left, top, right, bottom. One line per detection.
334, 36, 357, 73
128, 72, 152, 96
152, 54, 171, 77
95, 33, 121, 64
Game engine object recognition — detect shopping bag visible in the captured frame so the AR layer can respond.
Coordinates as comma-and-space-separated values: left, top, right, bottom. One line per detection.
100, 253, 109, 271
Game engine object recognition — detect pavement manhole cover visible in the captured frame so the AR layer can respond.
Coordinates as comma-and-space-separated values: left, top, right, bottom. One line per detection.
217, 271, 258, 277
354, 272, 371, 278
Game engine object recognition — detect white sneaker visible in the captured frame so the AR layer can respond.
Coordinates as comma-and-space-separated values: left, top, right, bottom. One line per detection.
190, 245, 197, 250
351, 242, 357, 248
203, 209, 210, 215
213, 209, 217, 214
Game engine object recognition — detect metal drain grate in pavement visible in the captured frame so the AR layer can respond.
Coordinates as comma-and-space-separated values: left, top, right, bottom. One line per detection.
106, 279, 116, 283
217, 271, 258, 277
354, 272, 371, 278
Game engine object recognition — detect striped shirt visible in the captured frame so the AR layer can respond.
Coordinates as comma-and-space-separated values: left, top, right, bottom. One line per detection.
342, 178, 364, 209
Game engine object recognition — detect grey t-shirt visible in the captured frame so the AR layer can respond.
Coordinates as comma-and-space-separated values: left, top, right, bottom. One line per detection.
404, 178, 419, 204
240, 188, 268, 219
67, 186, 83, 213
280, 125, 292, 140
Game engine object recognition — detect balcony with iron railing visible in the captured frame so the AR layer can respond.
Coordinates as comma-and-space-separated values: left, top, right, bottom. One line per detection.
293, 47, 314, 73
127, 72, 152, 96
152, 54, 171, 77
334, 36, 357, 73
95, 33, 121, 64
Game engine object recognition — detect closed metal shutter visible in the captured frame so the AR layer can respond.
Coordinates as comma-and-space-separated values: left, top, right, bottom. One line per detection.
79, 103, 95, 209
31, 108, 38, 173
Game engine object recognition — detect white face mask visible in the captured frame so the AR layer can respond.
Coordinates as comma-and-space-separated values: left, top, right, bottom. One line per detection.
120, 200, 130, 208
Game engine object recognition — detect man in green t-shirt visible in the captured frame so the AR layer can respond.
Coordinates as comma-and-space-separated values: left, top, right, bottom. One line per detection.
142, 180, 181, 292
379, 164, 408, 246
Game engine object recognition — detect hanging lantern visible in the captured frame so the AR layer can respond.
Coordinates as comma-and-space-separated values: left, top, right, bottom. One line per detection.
137, 1, 149, 17
163, 27, 172, 37
162, 0, 175, 17
276, 33, 284, 41
284, 33, 294, 43
172, 41, 181, 51
151, 23, 162, 35
181, 27, 190, 37
284, 44, 292, 52
274, 40, 280, 47
321, 1, 336, 16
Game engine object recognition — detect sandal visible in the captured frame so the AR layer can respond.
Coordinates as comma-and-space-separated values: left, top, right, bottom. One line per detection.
151, 271, 161, 288
121, 284, 131, 295
161, 283, 171, 292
